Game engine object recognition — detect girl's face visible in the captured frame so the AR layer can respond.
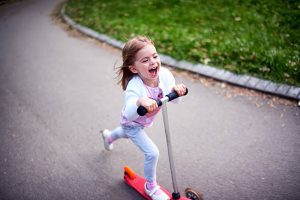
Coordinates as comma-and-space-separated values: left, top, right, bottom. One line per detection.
129, 44, 161, 87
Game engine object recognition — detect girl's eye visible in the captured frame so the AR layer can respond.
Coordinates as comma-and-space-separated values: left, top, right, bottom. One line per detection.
142, 59, 148, 63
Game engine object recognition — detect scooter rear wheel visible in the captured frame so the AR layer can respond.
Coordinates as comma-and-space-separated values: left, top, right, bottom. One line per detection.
185, 188, 203, 200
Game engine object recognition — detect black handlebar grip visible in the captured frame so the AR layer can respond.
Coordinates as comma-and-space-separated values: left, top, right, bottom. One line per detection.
166, 88, 188, 102
137, 106, 148, 116
137, 88, 188, 116
137, 99, 162, 116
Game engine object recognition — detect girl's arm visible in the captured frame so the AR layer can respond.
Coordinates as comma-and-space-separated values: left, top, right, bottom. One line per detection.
137, 97, 158, 113
123, 90, 158, 121
122, 89, 140, 121
172, 83, 187, 97
162, 67, 186, 103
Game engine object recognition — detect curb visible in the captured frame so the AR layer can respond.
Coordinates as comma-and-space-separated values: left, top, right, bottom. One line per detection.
60, 5, 300, 101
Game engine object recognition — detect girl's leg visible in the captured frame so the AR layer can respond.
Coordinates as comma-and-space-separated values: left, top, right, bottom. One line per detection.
124, 126, 169, 199
124, 126, 159, 183
109, 126, 128, 143
102, 126, 128, 151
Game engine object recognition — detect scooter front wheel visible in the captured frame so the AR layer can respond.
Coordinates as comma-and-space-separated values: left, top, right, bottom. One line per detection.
185, 188, 203, 200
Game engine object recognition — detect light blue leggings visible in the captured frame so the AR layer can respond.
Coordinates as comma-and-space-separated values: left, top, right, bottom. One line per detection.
110, 125, 159, 182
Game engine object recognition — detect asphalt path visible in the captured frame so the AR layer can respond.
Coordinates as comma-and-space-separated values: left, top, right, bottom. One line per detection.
0, 1, 299, 200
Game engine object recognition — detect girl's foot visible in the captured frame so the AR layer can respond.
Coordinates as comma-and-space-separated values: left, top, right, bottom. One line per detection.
101, 129, 113, 151
144, 183, 170, 200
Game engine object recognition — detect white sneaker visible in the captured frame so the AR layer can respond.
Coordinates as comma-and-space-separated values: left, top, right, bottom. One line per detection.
101, 129, 113, 151
144, 183, 170, 200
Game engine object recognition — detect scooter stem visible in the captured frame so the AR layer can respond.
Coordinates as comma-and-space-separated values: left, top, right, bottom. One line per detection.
161, 100, 180, 199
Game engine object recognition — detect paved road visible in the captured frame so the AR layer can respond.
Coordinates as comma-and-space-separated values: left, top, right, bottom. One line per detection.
0, 1, 299, 200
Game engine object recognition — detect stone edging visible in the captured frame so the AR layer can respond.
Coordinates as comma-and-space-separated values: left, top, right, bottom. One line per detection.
60, 5, 300, 101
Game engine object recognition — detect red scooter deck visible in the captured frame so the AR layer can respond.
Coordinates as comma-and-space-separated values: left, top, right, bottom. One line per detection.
124, 166, 190, 200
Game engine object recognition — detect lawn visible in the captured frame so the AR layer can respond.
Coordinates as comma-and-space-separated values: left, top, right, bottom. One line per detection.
65, 0, 300, 86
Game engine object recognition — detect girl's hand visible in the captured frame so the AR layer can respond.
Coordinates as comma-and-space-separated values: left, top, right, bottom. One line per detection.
172, 84, 187, 96
137, 97, 158, 113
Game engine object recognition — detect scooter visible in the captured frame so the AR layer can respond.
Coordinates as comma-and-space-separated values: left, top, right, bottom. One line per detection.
124, 89, 203, 200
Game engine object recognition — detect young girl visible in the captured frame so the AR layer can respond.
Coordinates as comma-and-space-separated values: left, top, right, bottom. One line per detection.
101, 36, 186, 200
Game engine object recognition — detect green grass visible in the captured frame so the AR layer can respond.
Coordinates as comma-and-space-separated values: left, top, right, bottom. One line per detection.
65, 0, 300, 86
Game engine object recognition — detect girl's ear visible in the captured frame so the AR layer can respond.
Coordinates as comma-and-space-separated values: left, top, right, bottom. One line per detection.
129, 65, 138, 74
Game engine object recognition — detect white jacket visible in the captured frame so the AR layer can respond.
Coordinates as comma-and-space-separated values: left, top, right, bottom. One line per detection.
121, 67, 179, 124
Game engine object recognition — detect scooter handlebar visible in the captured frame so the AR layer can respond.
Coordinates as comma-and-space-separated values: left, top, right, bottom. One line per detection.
137, 88, 188, 116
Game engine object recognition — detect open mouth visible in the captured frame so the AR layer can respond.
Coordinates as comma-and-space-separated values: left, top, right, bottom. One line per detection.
148, 66, 158, 77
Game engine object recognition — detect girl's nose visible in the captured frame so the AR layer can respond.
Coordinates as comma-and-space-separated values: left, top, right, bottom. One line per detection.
149, 57, 155, 65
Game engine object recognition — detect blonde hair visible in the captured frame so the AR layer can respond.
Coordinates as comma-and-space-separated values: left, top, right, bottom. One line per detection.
117, 36, 154, 90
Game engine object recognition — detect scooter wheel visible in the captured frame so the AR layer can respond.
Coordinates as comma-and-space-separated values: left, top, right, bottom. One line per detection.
124, 166, 136, 180
185, 188, 203, 200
